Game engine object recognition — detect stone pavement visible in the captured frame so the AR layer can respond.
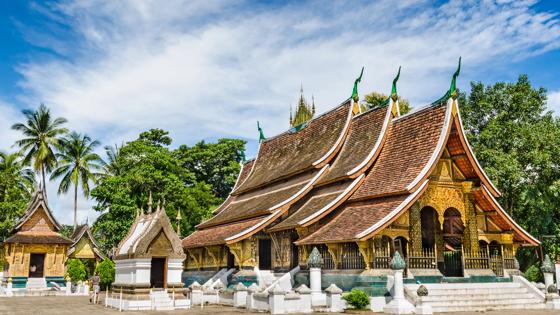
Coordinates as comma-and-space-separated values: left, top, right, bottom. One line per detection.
1, 296, 560, 315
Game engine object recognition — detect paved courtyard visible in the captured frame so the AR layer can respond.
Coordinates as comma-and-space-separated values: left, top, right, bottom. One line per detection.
1, 296, 560, 315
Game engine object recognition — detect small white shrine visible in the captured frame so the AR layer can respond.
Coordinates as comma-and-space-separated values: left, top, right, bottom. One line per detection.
106, 199, 188, 311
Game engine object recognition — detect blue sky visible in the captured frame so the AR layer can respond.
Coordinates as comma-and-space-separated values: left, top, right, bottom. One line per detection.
1, 0, 559, 225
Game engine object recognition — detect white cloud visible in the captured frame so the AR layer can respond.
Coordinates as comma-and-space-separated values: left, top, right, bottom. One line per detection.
4, 0, 560, 225
0, 100, 22, 151
549, 91, 560, 114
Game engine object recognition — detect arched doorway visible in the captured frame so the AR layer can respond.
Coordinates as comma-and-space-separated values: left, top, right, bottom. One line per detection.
420, 207, 438, 250
441, 208, 464, 277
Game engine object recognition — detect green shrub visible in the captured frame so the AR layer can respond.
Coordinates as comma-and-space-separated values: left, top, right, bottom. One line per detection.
343, 289, 370, 309
66, 259, 87, 282
95, 259, 115, 290
524, 263, 544, 283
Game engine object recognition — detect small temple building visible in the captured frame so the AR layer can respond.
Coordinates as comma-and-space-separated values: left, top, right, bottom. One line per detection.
110, 198, 187, 310
67, 224, 106, 274
182, 61, 539, 287
2, 188, 71, 289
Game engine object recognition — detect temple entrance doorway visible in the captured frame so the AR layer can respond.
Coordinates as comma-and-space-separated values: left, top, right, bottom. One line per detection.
290, 234, 299, 269
441, 208, 464, 277
420, 207, 438, 250
29, 253, 45, 278
150, 257, 166, 288
258, 239, 272, 270
227, 251, 235, 269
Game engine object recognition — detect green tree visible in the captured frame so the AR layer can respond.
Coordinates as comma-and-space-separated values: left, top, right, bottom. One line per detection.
91, 131, 218, 252
66, 258, 87, 282
11, 104, 68, 190
175, 138, 246, 199
95, 259, 115, 290
363, 92, 411, 115
139, 128, 172, 146
100, 144, 122, 177
459, 75, 560, 266
50, 132, 103, 229
0, 152, 35, 240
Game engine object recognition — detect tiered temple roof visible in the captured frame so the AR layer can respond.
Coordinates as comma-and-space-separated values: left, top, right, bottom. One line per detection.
183, 73, 538, 250
5, 189, 72, 245
67, 224, 106, 260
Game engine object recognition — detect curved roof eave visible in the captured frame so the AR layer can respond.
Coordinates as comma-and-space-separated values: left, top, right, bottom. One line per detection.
480, 185, 539, 246
453, 102, 502, 197
405, 99, 453, 193
356, 179, 429, 240
346, 102, 394, 176
298, 173, 365, 227
224, 165, 328, 244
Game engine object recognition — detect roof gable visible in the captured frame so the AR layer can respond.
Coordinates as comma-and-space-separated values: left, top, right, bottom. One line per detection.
116, 207, 185, 260
14, 189, 62, 232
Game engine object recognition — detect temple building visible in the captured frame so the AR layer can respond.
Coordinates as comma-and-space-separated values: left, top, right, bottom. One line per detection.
67, 224, 106, 275
2, 189, 71, 289
182, 63, 538, 286
109, 198, 188, 310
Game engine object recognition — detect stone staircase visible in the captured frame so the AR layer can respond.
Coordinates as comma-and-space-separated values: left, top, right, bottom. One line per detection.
26, 278, 47, 290
150, 290, 174, 311
259, 270, 281, 289
405, 281, 545, 312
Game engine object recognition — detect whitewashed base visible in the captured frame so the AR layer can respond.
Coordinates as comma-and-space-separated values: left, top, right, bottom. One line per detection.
105, 297, 190, 311
383, 298, 414, 314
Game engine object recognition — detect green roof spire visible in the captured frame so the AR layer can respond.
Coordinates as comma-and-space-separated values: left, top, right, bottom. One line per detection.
257, 121, 266, 142
391, 66, 401, 101
351, 66, 364, 102
449, 57, 461, 99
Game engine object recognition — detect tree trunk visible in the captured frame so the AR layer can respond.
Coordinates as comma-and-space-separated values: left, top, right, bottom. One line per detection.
41, 164, 46, 192
74, 183, 78, 230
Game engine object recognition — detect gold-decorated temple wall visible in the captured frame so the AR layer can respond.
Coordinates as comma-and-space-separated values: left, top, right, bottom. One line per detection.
3, 243, 67, 278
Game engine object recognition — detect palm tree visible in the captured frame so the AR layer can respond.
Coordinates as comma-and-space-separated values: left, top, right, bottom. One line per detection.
11, 104, 68, 191
50, 132, 103, 229
100, 144, 123, 177
0, 151, 36, 194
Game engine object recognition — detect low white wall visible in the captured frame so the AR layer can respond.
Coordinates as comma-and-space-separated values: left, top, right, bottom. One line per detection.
114, 259, 151, 286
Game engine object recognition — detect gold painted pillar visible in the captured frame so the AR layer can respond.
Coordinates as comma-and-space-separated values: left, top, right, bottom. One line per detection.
356, 240, 373, 270
326, 243, 341, 270
461, 183, 480, 253
409, 202, 422, 255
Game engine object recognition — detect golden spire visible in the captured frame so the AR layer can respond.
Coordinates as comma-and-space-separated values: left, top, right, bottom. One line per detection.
147, 191, 153, 213
291, 85, 315, 128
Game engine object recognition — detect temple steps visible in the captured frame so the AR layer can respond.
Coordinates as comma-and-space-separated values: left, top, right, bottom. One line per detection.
405, 281, 545, 312
26, 277, 47, 290
150, 290, 174, 311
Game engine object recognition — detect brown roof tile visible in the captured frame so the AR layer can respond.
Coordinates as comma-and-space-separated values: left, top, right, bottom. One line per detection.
234, 103, 350, 193
5, 233, 72, 244
296, 195, 409, 244
268, 189, 344, 232
319, 106, 388, 184
182, 216, 266, 248
197, 172, 315, 228
350, 103, 448, 200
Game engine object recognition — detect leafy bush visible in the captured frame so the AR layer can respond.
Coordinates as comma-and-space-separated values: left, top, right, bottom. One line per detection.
95, 259, 115, 290
66, 259, 87, 282
524, 263, 544, 283
343, 289, 370, 309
